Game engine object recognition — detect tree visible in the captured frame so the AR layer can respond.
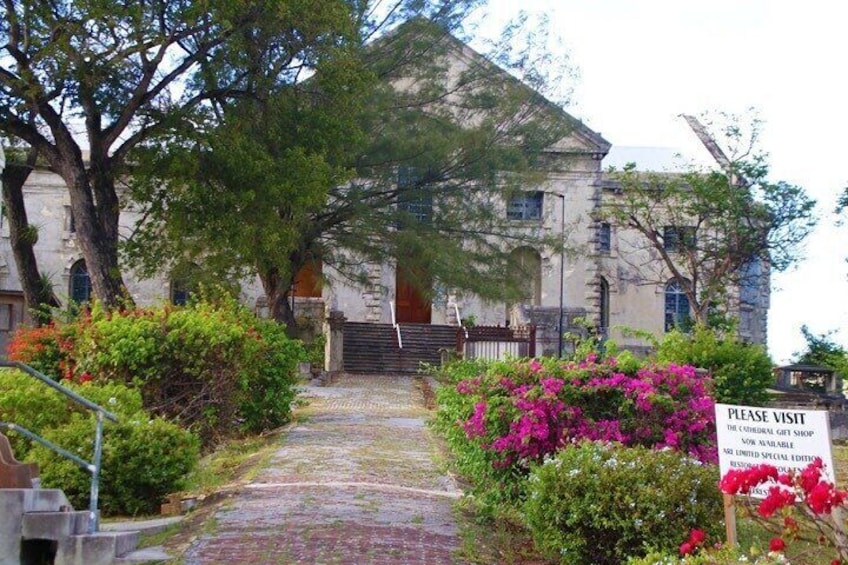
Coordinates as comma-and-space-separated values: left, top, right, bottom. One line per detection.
794, 325, 848, 378
602, 113, 816, 328
0, 139, 58, 324
124, 13, 575, 325
0, 0, 361, 308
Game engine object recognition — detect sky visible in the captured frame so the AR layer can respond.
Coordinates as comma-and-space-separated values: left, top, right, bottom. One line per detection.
473, 0, 848, 363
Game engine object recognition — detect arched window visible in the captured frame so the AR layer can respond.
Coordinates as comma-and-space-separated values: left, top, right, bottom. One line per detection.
69, 260, 91, 304
599, 277, 610, 335
510, 247, 542, 306
664, 279, 690, 332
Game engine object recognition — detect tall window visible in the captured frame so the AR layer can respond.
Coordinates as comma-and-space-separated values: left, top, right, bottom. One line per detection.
397, 166, 434, 225
599, 277, 610, 335
69, 260, 91, 303
662, 225, 696, 252
664, 279, 690, 332
598, 222, 611, 253
507, 191, 543, 221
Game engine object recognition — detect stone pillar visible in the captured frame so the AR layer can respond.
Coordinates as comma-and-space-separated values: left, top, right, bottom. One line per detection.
324, 310, 347, 375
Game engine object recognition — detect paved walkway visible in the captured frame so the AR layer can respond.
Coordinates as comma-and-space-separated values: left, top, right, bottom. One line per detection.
181, 374, 466, 564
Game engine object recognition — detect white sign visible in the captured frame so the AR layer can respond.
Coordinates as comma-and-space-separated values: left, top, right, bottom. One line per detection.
715, 403, 835, 497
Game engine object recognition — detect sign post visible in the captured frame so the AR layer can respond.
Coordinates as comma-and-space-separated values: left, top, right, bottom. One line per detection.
714, 403, 835, 545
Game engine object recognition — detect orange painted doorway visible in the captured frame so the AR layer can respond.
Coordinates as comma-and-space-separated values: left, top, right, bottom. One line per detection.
395, 265, 431, 323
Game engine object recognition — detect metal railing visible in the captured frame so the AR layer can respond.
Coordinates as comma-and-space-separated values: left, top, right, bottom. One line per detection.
389, 301, 403, 349
0, 361, 117, 533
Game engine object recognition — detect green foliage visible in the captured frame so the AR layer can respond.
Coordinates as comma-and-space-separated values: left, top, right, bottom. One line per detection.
8, 296, 305, 447
522, 442, 723, 565
30, 413, 199, 516
795, 325, 848, 381
76, 297, 305, 444
0, 369, 69, 457
0, 373, 199, 516
432, 359, 521, 516
655, 325, 773, 405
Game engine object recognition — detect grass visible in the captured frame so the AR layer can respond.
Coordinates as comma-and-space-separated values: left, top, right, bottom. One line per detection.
181, 433, 279, 495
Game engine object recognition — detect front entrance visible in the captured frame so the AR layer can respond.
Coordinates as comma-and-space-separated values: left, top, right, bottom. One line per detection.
395, 266, 431, 323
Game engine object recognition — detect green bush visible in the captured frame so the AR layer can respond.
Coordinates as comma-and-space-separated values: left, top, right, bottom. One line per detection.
522, 442, 723, 565
237, 318, 303, 433
0, 377, 200, 517
74, 296, 305, 445
432, 359, 527, 515
30, 413, 199, 516
655, 325, 773, 405
0, 369, 69, 457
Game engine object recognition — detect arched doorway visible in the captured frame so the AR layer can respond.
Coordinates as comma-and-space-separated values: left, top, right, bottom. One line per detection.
292, 260, 322, 298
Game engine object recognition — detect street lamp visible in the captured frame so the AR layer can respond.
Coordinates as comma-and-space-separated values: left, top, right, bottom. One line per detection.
553, 193, 565, 358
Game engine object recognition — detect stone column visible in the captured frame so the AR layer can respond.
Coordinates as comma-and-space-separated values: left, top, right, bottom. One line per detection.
324, 310, 347, 375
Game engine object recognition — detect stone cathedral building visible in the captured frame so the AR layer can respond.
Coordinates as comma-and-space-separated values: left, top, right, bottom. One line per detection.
0, 27, 769, 356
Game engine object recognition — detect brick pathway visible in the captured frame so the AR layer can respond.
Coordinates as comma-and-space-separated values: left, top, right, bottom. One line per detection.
182, 374, 466, 564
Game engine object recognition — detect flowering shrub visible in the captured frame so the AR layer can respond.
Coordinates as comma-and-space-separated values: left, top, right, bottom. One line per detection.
7, 321, 84, 380
435, 357, 717, 513
522, 442, 723, 564
720, 459, 848, 562
452, 356, 716, 468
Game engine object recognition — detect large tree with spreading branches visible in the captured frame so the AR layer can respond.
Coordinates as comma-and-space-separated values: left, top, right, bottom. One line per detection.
123, 11, 578, 325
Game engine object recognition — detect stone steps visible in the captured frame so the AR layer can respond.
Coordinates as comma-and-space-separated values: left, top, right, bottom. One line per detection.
0, 488, 168, 565
343, 322, 458, 373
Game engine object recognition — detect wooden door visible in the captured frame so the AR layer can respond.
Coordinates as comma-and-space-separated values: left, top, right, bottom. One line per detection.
395, 266, 431, 323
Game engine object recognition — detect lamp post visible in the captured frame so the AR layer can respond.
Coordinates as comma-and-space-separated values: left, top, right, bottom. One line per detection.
554, 193, 565, 358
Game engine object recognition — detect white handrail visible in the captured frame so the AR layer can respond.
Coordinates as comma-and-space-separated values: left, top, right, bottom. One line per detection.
454, 303, 469, 339
390, 301, 403, 349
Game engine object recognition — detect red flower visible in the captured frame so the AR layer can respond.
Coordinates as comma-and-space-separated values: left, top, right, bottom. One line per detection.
679, 541, 694, 556
769, 537, 786, 552
688, 529, 706, 546
757, 486, 795, 517
807, 481, 846, 515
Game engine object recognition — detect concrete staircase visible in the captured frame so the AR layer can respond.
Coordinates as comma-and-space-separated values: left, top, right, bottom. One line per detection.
343, 322, 458, 373
0, 488, 162, 564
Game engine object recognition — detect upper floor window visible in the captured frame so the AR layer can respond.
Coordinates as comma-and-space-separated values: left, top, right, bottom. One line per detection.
507, 191, 543, 221
599, 222, 611, 252
664, 279, 690, 332
70, 260, 91, 304
397, 166, 433, 225
662, 225, 696, 252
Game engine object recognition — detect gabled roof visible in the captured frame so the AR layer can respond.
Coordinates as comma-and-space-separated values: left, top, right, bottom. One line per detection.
370, 18, 611, 157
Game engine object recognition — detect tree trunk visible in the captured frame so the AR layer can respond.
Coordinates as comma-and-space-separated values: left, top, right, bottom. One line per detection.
258, 267, 297, 330
45, 148, 132, 310
1, 151, 56, 325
